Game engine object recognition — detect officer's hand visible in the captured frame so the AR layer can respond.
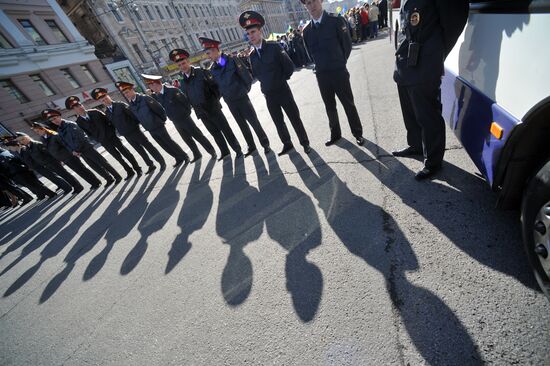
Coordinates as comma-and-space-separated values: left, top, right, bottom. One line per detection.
72, 151, 81, 157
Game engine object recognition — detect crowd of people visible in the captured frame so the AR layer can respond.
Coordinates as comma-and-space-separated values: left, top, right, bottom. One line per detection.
345, 0, 388, 43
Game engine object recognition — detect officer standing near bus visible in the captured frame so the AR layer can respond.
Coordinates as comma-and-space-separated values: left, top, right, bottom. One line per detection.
91, 87, 165, 174
199, 37, 271, 156
239, 11, 311, 156
392, 0, 469, 180
301, 0, 365, 147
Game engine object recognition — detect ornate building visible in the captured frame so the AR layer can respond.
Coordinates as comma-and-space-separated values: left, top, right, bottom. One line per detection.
239, 0, 287, 35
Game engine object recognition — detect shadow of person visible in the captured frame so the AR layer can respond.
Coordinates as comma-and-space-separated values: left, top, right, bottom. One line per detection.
120, 167, 186, 275
3, 187, 114, 298
253, 154, 323, 322
166, 158, 216, 275
289, 150, 483, 364
342, 138, 538, 290
216, 158, 261, 306
39, 180, 137, 303
84, 174, 158, 281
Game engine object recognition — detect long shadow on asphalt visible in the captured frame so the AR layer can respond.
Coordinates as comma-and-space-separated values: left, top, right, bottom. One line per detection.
289, 149, 483, 365
342, 138, 538, 291
165, 158, 215, 274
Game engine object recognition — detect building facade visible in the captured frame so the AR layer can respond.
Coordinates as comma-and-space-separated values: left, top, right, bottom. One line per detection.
59, 0, 248, 78
0, 0, 114, 135
282, 0, 309, 29
239, 0, 287, 36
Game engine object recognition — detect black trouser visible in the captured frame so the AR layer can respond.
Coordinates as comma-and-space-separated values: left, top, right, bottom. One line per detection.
64, 156, 101, 187
172, 115, 216, 158
316, 68, 363, 140
33, 164, 72, 192
11, 170, 55, 198
102, 136, 141, 173
264, 86, 309, 147
47, 160, 83, 191
226, 96, 270, 150
80, 146, 121, 182
397, 82, 446, 169
149, 126, 188, 162
1, 179, 33, 201
200, 108, 242, 156
125, 130, 165, 167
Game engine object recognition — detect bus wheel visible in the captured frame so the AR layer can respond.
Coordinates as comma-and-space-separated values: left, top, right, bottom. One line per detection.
521, 159, 550, 299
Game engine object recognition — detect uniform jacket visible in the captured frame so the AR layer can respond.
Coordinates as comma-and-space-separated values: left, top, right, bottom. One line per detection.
249, 40, 295, 95
179, 66, 222, 119
128, 93, 167, 132
24, 141, 59, 167
393, 0, 469, 86
152, 84, 192, 122
209, 54, 253, 102
302, 11, 352, 73
105, 101, 142, 137
57, 119, 93, 153
0, 148, 29, 176
75, 109, 118, 143
41, 134, 72, 162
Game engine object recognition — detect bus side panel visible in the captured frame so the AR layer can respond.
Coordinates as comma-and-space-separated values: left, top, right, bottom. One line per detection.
441, 68, 520, 186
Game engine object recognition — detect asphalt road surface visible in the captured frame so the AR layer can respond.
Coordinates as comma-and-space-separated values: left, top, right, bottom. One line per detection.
1, 32, 549, 365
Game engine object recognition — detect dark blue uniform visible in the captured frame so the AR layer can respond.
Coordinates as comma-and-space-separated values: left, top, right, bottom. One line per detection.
302, 11, 364, 143
393, 0, 468, 176
210, 53, 270, 154
249, 40, 310, 152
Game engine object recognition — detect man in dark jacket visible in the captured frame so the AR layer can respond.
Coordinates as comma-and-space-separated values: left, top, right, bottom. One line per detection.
200, 37, 271, 157
170, 49, 243, 161
141, 75, 216, 163
65, 95, 141, 179
392, 0, 469, 180
239, 11, 311, 156
302, 0, 365, 148
91, 88, 165, 174
42, 109, 122, 186
117, 81, 189, 168
31, 122, 101, 189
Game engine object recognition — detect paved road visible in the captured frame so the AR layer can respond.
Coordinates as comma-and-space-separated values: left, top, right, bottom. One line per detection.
1, 33, 549, 365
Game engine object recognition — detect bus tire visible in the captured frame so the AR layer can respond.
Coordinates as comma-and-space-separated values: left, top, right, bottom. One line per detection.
521, 158, 550, 299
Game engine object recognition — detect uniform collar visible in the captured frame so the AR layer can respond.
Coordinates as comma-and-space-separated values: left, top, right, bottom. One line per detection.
313, 10, 326, 25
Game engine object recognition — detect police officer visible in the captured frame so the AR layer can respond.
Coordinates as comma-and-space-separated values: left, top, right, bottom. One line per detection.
31, 122, 102, 189
140, 75, 217, 163
42, 109, 122, 186
170, 49, 243, 161
239, 11, 311, 156
65, 96, 141, 179
301, 0, 365, 147
392, 0, 468, 180
91, 87, 165, 174
199, 37, 271, 156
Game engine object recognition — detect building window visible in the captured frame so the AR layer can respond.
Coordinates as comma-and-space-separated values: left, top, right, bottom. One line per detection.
161, 39, 168, 52
107, 3, 124, 22
172, 38, 178, 48
132, 44, 146, 63
184, 6, 190, 17
192, 6, 197, 17
199, 6, 205, 17
155, 5, 164, 20
216, 30, 221, 42
18, 19, 47, 45
81, 65, 98, 83
44, 19, 69, 43
165, 6, 173, 19
144, 5, 154, 20
31, 74, 55, 96
60, 68, 80, 88
0, 33, 13, 48
1, 80, 30, 104
174, 6, 182, 18
133, 7, 143, 21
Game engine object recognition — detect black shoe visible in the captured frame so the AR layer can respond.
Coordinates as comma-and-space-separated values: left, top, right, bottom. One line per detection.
244, 147, 256, 157
125, 170, 135, 180
105, 179, 115, 187
47, 192, 56, 199
303, 145, 312, 154
190, 155, 202, 164
264, 146, 272, 154
356, 136, 365, 146
114, 176, 122, 184
210, 152, 217, 160
392, 147, 422, 157
173, 159, 186, 168
90, 184, 101, 190
414, 166, 441, 181
36, 196, 46, 201
217, 152, 230, 161
135, 167, 143, 176
235, 151, 244, 158
21, 197, 32, 205
159, 164, 167, 171
72, 186, 84, 195
325, 136, 341, 146
278, 145, 294, 156
146, 165, 156, 174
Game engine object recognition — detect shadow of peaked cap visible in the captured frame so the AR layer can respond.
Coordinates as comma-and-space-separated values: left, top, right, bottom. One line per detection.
169, 49, 190, 62
91, 87, 108, 100
32, 121, 50, 129
115, 81, 134, 91
198, 37, 221, 50
65, 95, 81, 109
141, 74, 163, 84
42, 109, 61, 119
239, 11, 265, 29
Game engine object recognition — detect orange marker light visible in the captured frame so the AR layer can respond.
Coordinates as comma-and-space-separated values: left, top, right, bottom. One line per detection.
490, 122, 504, 140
